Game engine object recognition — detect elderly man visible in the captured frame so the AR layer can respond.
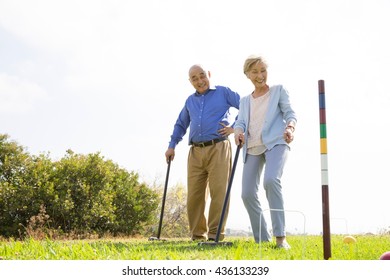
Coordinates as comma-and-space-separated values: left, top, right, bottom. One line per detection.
165, 64, 240, 241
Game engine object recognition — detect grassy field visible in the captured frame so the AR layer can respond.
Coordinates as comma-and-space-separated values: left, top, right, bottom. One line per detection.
1, 234, 389, 260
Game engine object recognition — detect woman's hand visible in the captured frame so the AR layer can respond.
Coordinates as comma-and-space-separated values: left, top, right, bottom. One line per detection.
284, 126, 295, 143
234, 133, 245, 146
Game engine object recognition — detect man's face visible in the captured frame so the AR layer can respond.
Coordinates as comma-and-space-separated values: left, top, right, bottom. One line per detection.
189, 66, 210, 94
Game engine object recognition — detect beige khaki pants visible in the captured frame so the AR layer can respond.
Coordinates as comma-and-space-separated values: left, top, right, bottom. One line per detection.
187, 140, 232, 240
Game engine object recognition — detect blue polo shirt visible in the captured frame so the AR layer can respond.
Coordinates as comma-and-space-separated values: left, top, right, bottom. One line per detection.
168, 85, 240, 149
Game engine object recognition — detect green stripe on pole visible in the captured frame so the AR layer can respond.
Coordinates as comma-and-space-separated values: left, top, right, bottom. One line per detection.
320, 124, 327, 138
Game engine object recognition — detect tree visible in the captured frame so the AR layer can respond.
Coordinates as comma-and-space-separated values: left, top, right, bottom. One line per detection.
146, 183, 189, 238
0, 134, 39, 236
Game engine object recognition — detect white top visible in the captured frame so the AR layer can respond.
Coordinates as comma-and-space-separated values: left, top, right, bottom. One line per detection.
247, 91, 270, 155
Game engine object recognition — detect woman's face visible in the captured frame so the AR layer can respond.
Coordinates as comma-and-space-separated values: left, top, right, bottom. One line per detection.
247, 61, 268, 88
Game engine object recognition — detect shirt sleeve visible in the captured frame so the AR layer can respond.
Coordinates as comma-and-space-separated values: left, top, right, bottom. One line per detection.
168, 104, 190, 149
279, 85, 297, 125
225, 87, 241, 109
234, 95, 248, 133
224, 87, 241, 128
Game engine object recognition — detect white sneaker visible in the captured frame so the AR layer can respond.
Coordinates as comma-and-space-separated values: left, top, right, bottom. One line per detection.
277, 241, 291, 250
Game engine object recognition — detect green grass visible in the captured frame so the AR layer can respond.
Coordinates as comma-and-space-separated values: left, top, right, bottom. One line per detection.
0, 235, 389, 260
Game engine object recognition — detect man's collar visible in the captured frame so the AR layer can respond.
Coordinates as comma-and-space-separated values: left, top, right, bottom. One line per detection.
195, 85, 216, 95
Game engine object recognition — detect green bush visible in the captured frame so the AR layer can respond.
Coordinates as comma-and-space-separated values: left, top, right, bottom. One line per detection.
0, 134, 37, 236
0, 134, 158, 238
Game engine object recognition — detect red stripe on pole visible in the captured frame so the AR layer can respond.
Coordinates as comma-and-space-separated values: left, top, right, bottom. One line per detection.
319, 109, 326, 124
318, 80, 325, 93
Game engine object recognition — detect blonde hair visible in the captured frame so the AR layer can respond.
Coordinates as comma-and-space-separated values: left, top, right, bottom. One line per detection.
243, 55, 268, 74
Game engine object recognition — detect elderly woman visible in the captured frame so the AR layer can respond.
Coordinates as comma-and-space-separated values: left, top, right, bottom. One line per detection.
234, 55, 297, 249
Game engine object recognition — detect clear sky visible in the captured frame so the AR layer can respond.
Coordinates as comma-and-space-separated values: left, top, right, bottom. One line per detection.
1, 0, 389, 235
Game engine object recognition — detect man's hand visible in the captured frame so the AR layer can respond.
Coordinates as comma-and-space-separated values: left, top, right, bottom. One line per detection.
165, 148, 175, 163
218, 122, 234, 137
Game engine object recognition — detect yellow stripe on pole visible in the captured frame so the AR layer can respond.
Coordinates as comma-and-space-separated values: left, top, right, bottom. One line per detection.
320, 138, 327, 154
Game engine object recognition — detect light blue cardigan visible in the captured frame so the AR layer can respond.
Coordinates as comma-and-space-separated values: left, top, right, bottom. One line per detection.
234, 85, 297, 163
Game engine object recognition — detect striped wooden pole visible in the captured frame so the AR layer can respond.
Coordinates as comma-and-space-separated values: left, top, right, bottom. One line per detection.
319, 80, 331, 260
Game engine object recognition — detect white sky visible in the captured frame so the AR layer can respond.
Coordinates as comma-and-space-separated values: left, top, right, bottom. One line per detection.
1, 0, 389, 235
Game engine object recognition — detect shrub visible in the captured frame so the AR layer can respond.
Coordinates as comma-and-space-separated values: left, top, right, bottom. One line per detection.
0, 134, 38, 236
0, 134, 159, 238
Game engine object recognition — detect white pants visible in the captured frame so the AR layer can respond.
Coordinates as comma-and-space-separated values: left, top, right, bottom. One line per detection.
241, 144, 289, 242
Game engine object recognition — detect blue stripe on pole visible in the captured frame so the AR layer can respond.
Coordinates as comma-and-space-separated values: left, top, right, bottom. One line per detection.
319, 93, 326, 109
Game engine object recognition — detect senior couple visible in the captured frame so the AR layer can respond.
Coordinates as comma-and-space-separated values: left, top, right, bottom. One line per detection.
165, 55, 297, 249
